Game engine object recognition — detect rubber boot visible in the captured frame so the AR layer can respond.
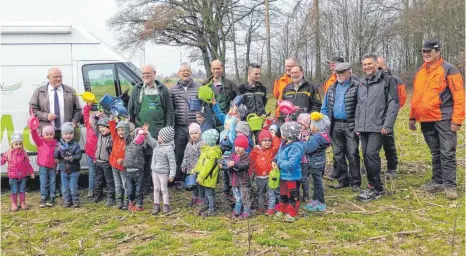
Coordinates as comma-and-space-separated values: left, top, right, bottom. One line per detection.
19, 192, 27, 210
10, 194, 18, 212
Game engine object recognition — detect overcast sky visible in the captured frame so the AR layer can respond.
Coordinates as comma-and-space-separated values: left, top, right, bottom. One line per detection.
0, 0, 202, 77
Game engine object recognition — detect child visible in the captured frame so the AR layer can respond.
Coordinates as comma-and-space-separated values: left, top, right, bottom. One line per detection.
222, 134, 251, 218
181, 123, 206, 206
83, 103, 98, 198
297, 113, 311, 201
196, 109, 213, 132
109, 118, 131, 210
1, 132, 35, 211
272, 121, 304, 222
54, 122, 82, 208
249, 129, 280, 215
303, 112, 331, 212
150, 126, 176, 215
91, 113, 115, 206
235, 121, 253, 153
194, 129, 222, 216
30, 125, 57, 207
124, 124, 153, 211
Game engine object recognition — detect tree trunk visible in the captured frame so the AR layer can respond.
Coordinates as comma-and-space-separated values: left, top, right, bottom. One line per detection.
230, 0, 241, 82
314, 0, 322, 82
265, 0, 272, 85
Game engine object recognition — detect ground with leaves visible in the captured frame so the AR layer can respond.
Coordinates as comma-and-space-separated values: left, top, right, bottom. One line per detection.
1, 99, 465, 256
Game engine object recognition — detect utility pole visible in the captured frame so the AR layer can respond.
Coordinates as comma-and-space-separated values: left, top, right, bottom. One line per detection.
265, 0, 272, 87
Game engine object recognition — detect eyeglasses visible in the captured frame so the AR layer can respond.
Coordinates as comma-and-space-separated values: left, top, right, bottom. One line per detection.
50, 75, 63, 79
142, 72, 154, 76
261, 139, 272, 142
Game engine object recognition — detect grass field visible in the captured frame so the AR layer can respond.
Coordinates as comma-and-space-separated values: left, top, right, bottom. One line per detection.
1, 98, 465, 256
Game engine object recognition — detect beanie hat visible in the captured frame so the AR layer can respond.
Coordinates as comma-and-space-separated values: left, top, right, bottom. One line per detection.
11, 132, 22, 144
235, 121, 250, 137
269, 124, 278, 133
310, 112, 331, 132
237, 105, 248, 120
202, 129, 219, 146
234, 134, 249, 149
96, 117, 110, 128
196, 109, 206, 118
116, 121, 127, 130
159, 126, 175, 143
280, 121, 300, 140
61, 122, 75, 134
189, 122, 201, 134
258, 129, 272, 143
42, 125, 55, 135
297, 113, 311, 126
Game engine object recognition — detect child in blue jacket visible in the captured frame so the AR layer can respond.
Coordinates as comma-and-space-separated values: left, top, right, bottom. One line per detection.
303, 112, 331, 212
272, 121, 303, 222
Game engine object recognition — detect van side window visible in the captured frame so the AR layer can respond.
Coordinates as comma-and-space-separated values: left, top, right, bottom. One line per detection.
82, 64, 118, 101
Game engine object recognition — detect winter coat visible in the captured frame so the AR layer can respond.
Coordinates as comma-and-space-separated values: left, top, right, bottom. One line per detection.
213, 103, 238, 154
194, 145, 222, 189
273, 73, 293, 117
83, 104, 98, 160
249, 139, 280, 177
355, 70, 400, 133
91, 114, 113, 162
150, 141, 176, 178
202, 76, 239, 129
227, 152, 250, 187
281, 80, 322, 117
31, 128, 57, 169
200, 120, 214, 133
181, 139, 205, 174
273, 141, 303, 181
109, 120, 128, 171
124, 134, 152, 172
237, 82, 267, 116
54, 139, 82, 172
169, 80, 201, 126
303, 131, 331, 165
1, 149, 34, 179
323, 77, 359, 132
323, 74, 337, 95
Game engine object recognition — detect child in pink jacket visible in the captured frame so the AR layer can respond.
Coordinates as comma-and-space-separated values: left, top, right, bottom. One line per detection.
1, 133, 35, 212
83, 103, 98, 197
31, 125, 57, 207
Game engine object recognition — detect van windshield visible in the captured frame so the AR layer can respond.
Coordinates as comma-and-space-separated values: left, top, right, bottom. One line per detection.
125, 62, 142, 76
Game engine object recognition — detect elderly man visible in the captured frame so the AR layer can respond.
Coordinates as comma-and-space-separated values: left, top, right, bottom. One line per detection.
29, 68, 82, 139
410, 40, 464, 200
355, 53, 399, 202
323, 56, 345, 94
321, 63, 361, 192
281, 64, 321, 118
128, 64, 174, 193
202, 60, 239, 131
377, 57, 407, 179
273, 58, 295, 119
170, 63, 201, 181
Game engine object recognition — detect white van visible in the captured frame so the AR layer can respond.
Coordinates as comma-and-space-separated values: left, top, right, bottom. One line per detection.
0, 21, 142, 174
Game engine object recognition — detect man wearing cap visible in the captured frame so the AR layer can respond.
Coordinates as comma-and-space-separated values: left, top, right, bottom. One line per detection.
355, 53, 399, 202
410, 40, 464, 200
377, 57, 407, 179
273, 58, 296, 120
322, 57, 345, 94
321, 62, 361, 192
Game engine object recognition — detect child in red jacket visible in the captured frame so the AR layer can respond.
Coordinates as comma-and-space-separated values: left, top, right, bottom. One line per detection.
83, 103, 98, 198
249, 129, 280, 215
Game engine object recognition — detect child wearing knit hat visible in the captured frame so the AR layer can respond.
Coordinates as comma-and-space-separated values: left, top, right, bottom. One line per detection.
181, 123, 206, 207
297, 113, 312, 201
196, 109, 214, 132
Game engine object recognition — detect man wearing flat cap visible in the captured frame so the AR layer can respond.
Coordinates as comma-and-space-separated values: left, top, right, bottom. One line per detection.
322, 57, 345, 94
410, 40, 464, 200
321, 62, 361, 192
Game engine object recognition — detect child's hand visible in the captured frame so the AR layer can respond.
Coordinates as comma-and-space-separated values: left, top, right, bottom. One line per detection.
55, 159, 60, 163
211, 98, 217, 105
30, 174, 35, 179
64, 157, 73, 161
142, 123, 149, 131
168, 177, 174, 183
117, 159, 123, 165
272, 162, 278, 169
97, 110, 105, 118
218, 163, 223, 169
227, 161, 235, 167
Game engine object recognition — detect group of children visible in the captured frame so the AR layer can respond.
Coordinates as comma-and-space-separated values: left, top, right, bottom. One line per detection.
2, 99, 331, 222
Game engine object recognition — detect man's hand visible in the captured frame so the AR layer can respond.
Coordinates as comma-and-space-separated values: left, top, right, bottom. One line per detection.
381, 128, 391, 135
451, 124, 461, 133
168, 177, 174, 183
30, 174, 35, 179
47, 113, 57, 121
408, 120, 417, 131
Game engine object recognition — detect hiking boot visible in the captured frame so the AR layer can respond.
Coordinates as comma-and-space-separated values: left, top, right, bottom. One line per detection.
231, 211, 240, 218
151, 204, 161, 215
72, 201, 80, 208
128, 201, 135, 212
46, 197, 55, 207
224, 193, 235, 202
352, 185, 361, 193
105, 198, 116, 207
284, 214, 296, 223
162, 205, 171, 214
386, 169, 396, 180
63, 201, 72, 208
274, 211, 284, 220
116, 198, 124, 209
357, 189, 383, 202
134, 205, 144, 211
94, 195, 104, 203
305, 201, 326, 212
265, 209, 275, 216
87, 191, 94, 198
201, 209, 215, 217
329, 183, 349, 189
419, 182, 444, 193
195, 198, 204, 206
39, 198, 47, 208
445, 188, 459, 200
122, 200, 129, 210
240, 212, 250, 219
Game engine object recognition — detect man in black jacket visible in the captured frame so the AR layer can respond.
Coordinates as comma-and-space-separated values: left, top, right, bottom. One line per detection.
237, 63, 267, 117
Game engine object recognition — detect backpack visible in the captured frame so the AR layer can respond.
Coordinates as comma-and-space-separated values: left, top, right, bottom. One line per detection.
268, 167, 280, 189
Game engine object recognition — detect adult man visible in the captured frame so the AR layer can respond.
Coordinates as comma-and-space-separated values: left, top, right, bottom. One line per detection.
355, 53, 399, 202
281, 65, 321, 119
321, 63, 361, 192
409, 40, 464, 200
322, 56, 345, 94
237, 63, 267, 117
128, 64, 174, 193
202, 60, 239, 131
29, 68, 82, 139
377, 57, 407, 178
273, 58, 295, 119
170, 63, 201, 181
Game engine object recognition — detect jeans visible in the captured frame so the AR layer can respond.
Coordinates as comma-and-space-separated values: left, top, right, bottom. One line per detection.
61, 171, 80, 203
143, 154, 152, 193
199, 185, 216, 210
126, 170, 144, 206
359, 132, 384, 191
9, 177, 27, 194
299, 163, 311, 198
175, 125, 189, 181
331, 121, 361, 186
310, 162, 326, 203
232, 185, 251, 214
255, 177, 275, 210
87, 157, 96, 193
112, 168, 128, 199
39, 166, 56, 200
152, 172, 169, 205
94, 162, 115, 200
421, 121, 457, 187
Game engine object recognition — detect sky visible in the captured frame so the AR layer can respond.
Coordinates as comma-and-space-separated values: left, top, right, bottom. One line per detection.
0, 0, 202, 77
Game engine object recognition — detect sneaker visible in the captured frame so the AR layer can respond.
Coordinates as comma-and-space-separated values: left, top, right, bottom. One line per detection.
72, 201, 80, 208
305, 201, 326, 212
367, 184, 375, 189
162, 204, 171, 214
134, 205, 144, 211
46, 198, 55, 207
201, 209, 215, 217
284, 214, 296, 222
274, 211, 284, 220
386, 169, 396, 180
39, 199, 46, 208
151, 204, 161, 215
352, 185, 361, 193
357, 189, 383, 202
195, 198, 204, 206
240, 212, 250, 219
87, 191, 94, 198
257, 208, 266, 214
63, 202, 72, 208
105, 198, 116, 207
231, 211, 240, 218
265, 209, 275, 216
419, 182, 444, 193
224, 193, 235, 202
445, 188, 459, 200
197, 206, 209, 216
122, 200, 129, 210
116, 198, 123, 209
128, 201, 135, 211
94, 195, 104, 203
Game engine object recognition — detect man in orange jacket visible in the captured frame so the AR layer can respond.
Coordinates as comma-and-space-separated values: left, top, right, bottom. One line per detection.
377, 57, 407, 179
322, 56, 344, 94
409, 40, 464, 200
273, 58, 295, 119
